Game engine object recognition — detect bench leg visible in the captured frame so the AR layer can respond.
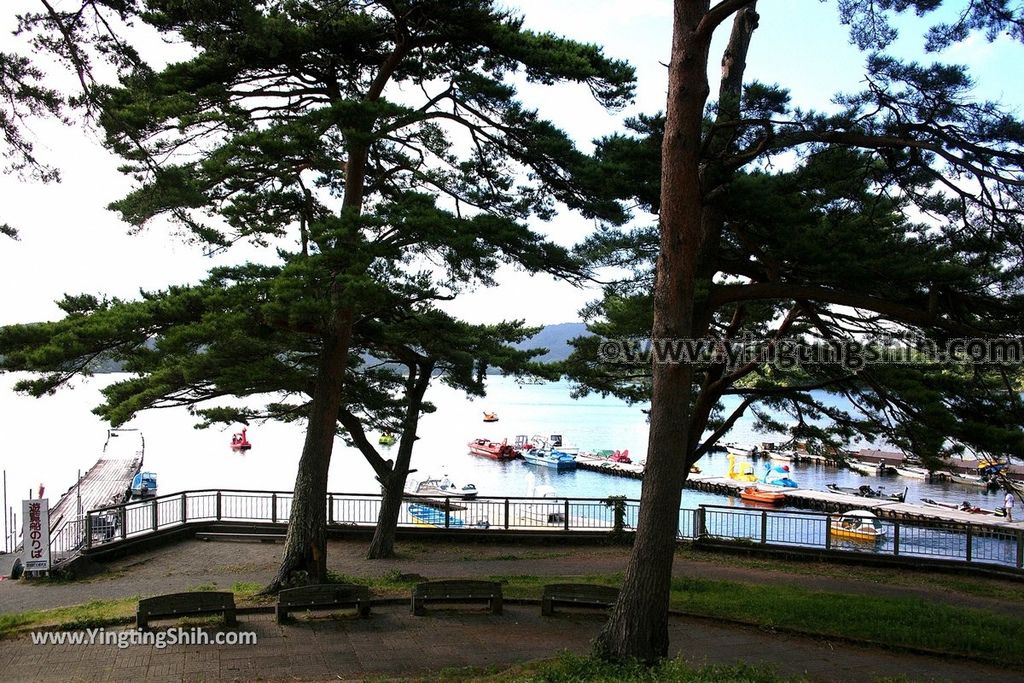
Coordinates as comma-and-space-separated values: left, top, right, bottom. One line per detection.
411, 597, 425, 616
224, 608, 237, 627
137, 612, 148, 630
275, 606, 288, 624
491, 595, 503, 615
541, 598, 553, 616
358, 602, 370, 618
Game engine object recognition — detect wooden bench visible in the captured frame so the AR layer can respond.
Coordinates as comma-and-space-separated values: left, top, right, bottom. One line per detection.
411, 580, 503, 616
541, 583, 619, 616
276, 584, 371, 623
137, 592, 237, 629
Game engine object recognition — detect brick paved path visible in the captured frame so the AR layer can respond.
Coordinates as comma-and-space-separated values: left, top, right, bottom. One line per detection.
1, 605, 1020, 683
2, 538, 1023, 681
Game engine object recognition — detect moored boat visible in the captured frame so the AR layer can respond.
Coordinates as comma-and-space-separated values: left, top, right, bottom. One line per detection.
405, 475, 478, 500
829, 510, 886, 541
893, 464, 930, 479
378, 432, 397, 446
483, 411, 499, 422
739, 486, 786, 505
727, 453, 759, 482
468, 438, 519, 460
724, 443, 757, 458
763, 463, 798, 488
827, 483, 907, 502
130, 471, 157, 499
522, 448, 577, 470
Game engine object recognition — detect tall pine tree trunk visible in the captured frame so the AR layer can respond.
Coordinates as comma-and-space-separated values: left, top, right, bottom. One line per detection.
594, 0, 714, 662
266, 314, 353, 591
365, 360, 432, 559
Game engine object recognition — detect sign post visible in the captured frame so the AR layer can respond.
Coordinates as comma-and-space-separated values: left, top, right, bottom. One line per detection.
22, 499, 50, 575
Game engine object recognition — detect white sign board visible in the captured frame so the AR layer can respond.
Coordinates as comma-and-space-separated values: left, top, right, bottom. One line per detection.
22, 499, 50, 572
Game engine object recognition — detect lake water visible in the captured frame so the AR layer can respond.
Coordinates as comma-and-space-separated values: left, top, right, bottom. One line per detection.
1, 372, 1008, 521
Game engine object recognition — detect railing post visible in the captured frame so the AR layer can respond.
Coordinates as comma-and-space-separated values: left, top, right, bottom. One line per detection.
151, 499, 158, 532
181, 493, 188, 524
892, 522, 900, 556
216, 491, 222, 521
272, 494, 278, 524
327, 494, 332, 525
696, 506, 706, 538
119, 505, 127, 541
85, 514, 92, 551
445, 498, 451, 529
504, 498, 510, 530
564, 500, 570, 531
965, 525, 973, 563
824, 515, 831, 550
1017, 530, 1023, 570
760, 511, 768, 544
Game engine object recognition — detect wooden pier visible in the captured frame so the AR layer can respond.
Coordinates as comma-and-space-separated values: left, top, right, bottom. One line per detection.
47, 430, 144, 538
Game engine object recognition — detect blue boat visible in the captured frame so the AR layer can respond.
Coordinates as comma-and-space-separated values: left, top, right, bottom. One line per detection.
408, 503, 464, 528
130, 471, 158, 498
521, 449, 577, 470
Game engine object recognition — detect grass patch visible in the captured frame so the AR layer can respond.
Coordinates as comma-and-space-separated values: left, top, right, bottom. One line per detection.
471, 653, 802, 682
0, 598, 138, 639
680, 547, 1024, 603
669, 576, 1024, 665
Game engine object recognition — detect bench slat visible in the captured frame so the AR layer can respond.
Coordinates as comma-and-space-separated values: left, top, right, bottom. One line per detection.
541, 583, 619, 616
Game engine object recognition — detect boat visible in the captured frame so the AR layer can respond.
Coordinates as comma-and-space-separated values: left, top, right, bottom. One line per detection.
130, 471, 157, 499
829, 510, 886, 541
468, 437, 519, 460
762, 463, 798, 488
405, 475, 478, 500
230, 428, 252, 451
846, 458, 890, 476
739, 486, 786, 505
521, 448, 577, 470
543, 434, 580, 456
483, 411, 499, 422
727, 454, 759, 482
724, 443, 758, 458
577, 449, 631, 464
893, 464, 930, 479
407, 503, 489, 529
920, 498, 993, 515
378, 433, 397, 446
827, 483, 907, 502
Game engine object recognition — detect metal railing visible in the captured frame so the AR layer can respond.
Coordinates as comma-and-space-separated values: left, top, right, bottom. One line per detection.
694, 504, 1024, 570
45, 490, 1024, 574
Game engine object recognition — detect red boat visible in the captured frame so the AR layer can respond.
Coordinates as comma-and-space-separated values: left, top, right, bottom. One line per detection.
468, 438, 518, 460
230, 428, 252, 451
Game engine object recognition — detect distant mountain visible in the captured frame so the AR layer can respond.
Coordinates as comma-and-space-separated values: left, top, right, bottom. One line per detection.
514, 322, 590, 364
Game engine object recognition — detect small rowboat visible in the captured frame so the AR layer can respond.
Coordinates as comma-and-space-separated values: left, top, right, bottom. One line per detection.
483, 411, 499, 422
739, 486, 785, 505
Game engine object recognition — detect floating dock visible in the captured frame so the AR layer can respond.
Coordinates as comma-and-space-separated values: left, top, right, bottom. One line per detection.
47, 430, 144, 539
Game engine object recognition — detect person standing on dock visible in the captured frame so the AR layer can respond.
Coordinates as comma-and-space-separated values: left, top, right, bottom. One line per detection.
1004, 490, 1015, 522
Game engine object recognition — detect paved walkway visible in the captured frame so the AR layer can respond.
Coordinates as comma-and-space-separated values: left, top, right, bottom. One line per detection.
2, 539, 1023, 682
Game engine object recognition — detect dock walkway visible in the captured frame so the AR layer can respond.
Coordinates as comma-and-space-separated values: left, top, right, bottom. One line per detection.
46, 429, 143, 562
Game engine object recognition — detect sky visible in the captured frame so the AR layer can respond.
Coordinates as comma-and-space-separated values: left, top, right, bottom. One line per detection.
0, 1, 1021, 327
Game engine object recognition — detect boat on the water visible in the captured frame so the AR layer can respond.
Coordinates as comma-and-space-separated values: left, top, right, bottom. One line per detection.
763, 463, 798, 488
727, 454, 759, 482
468, 437, 519, 460
827, 483, 907, 502
724, 443, 758, 458
405, 475, 478, 500
407, 503, 490, 528
378, 433, 396, 446
920, 498, 994, 515
829, 510, 886, 541
577, 449, 631, 464
230, 428, 252, 451
130, 471, 157, 499
846, 458, 895, 476
893, 464, 930, 479
522, 448, 577, 470
739, 486, 786, 505
483, 411, 499, 422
